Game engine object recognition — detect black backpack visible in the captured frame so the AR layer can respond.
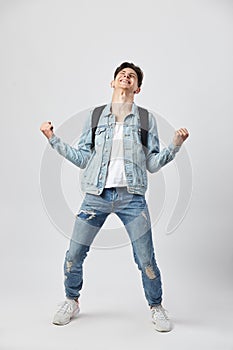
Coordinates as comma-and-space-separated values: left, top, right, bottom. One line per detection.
91, 104, 149, 152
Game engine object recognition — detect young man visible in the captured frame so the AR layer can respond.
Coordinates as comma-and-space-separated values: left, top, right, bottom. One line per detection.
40, 62, 189, 332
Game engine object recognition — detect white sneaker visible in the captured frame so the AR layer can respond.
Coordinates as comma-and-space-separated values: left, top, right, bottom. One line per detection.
53, 299, 80, 325
151, 305, 172, 332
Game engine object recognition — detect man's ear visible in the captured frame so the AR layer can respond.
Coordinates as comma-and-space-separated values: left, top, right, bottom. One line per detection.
134, 87, 141, 94
110, 80, 115, 88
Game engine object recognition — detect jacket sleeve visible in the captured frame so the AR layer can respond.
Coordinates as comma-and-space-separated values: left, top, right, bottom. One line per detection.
146, 112, 181, 173
48, 110, 93, 169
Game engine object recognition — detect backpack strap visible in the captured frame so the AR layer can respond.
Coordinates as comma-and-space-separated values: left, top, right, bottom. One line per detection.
91, 104, 107, 149
138, 106, 149, 150
91, 104, 149, 152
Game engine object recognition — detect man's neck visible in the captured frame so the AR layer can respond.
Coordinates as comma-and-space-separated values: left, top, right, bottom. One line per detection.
111, 89, 134, 122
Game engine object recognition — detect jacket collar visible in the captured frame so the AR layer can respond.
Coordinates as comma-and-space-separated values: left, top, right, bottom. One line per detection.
103, 102, 138, 117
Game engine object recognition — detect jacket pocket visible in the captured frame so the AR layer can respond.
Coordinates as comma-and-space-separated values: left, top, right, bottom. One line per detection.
95, 126, 106, 147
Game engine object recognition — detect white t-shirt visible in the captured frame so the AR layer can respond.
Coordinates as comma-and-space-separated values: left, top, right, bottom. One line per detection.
105, 122, 127, 188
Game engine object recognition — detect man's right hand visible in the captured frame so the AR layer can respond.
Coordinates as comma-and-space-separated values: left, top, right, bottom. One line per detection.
40, 121, 54, 139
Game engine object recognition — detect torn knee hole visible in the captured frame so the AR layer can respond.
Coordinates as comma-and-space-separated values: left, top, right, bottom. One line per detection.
145, 265, 156, 279
77, 209, 96, 221
66, 261, 73, 273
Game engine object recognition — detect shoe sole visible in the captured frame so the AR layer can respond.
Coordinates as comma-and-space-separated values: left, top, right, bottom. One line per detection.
152, 320, 172, 332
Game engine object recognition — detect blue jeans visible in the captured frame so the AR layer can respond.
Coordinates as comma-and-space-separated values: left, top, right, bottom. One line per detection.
64, 187, 162, 307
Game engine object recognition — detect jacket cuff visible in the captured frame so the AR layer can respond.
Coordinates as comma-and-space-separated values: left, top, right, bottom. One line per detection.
168, 143, 181, 154
48, 134, 60, 146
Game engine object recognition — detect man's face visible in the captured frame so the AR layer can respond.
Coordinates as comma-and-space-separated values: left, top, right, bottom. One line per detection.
112, 67, 140, 94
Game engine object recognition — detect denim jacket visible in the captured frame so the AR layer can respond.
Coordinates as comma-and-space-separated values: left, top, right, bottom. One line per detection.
49, 103, 180, 195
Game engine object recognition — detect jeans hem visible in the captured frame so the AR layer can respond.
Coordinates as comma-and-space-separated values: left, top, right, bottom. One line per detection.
149, 302, 162, 308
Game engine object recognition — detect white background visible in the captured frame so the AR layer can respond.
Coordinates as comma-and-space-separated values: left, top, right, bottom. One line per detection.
1, 0, 233, 349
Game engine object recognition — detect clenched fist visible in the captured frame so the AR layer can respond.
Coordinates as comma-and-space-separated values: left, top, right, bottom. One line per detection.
173, 128, 189, 147
40, 121, 54, 139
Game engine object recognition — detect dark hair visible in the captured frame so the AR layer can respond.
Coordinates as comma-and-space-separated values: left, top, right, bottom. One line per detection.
114, 62, 144, 87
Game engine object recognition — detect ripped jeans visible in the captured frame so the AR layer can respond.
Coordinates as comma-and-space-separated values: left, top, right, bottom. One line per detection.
64, 187, 162, 307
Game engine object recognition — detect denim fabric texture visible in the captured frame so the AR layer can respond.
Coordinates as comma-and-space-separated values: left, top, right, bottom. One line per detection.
49, 103, 180, 307
64, 187, 162, 307
49, 103, 180, 196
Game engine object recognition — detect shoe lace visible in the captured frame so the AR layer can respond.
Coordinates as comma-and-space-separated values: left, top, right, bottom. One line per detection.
152, 305, 169, 320
57, 301, 74, 314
